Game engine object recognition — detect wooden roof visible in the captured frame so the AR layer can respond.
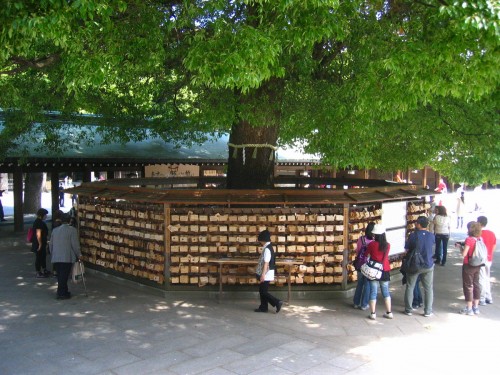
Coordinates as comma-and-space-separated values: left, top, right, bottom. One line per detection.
68, 179, 435, 206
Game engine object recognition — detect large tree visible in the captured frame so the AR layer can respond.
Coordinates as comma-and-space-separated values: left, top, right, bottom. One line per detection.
0, 0, 498, 187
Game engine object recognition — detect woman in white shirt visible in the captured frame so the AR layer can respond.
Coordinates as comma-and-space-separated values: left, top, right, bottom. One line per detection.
433, 206, 451, 266
456, 192, 465, 229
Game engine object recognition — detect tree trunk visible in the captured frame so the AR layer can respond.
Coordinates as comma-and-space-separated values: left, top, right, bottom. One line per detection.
227, 121, 279, 189
23, 173, 44, 214
226, 82, 282, 189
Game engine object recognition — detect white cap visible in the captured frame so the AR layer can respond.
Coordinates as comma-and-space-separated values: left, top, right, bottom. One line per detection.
372, 224, 386, 235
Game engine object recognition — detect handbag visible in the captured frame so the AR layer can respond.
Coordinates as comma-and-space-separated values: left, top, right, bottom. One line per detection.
361, 259, 384, 280
71, 262, 85, 283
26, 227, 35, 243
361, 246, 387, 281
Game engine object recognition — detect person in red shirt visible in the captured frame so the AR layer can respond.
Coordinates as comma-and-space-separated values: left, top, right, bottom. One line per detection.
434, 178, 447, 193
365, 224, 392, 320
478, 216, 497, 305
458, 222, 483, 315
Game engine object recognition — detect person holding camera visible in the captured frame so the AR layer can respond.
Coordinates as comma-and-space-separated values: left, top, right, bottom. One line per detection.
457, 222, 483, 315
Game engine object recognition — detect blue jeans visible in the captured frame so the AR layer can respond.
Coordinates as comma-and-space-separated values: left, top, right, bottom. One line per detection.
434, 234, 449, 265
353, 271, 370, 308
405, 266, 434, 315
369, 279, 390, 301
413, 275, 422, 307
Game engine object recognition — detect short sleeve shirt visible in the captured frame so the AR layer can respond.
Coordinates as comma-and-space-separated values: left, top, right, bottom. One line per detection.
366, 241, 391, 271
31, 218, 48, 251
481, 229, 497, 262
463, 236, 479, 265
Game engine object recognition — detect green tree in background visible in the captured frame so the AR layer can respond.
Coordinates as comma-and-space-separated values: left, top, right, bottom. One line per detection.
0, 0, 498, 187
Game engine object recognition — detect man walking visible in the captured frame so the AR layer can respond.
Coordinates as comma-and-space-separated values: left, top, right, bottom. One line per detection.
49, 214, 81, 300
404, 216, 435, 317
478, 216, 497, 305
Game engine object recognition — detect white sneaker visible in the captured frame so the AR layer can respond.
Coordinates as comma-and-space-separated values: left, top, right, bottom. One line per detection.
368, 312, 376, 320
383, 312, 393, 319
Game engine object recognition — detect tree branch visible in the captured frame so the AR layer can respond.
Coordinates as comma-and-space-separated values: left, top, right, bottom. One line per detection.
413, 0, 440, 8
0, 54, 60, 75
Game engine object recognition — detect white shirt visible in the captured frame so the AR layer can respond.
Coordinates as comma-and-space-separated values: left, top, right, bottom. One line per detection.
434, 215, 451, 235
261, 243, 275, 281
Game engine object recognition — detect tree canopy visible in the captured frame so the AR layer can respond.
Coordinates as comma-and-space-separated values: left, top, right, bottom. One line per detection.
0, 0, 499, 186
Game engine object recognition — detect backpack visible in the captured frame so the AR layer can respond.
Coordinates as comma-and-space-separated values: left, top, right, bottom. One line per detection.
353, 237, 368, 271
26, 227, 35, 243
468, 237, 487, 266
407, 249, 427, 274
404, 232, 428, 274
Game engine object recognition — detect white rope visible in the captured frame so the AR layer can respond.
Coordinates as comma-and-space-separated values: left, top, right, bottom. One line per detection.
228, 143, 278, 165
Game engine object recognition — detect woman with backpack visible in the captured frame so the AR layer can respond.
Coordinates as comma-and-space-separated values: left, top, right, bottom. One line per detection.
458, 221, 483, 315
353, 222, 375, 311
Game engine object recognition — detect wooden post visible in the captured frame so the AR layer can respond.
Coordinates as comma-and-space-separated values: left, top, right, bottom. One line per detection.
13, 167, 24, 232
163, 203, 171, 290
342, 203, 350, 290
51, 170, 60, 217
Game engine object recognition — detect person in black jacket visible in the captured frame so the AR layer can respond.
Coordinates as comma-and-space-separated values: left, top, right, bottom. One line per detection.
254, 230, 283, 313
0, 189, 6, 221
32, 208, 50, 278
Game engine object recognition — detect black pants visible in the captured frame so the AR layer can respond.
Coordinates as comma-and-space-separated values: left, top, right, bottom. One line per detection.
54, 263, 72, 297
435, 234, 449, 265
35, 247, 47, 272
258, 281, 279, 311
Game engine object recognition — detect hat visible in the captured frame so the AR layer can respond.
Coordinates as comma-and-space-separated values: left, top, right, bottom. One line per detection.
371, 224, 386, 235
258, 230, 271, 242
416, 216, 429, 228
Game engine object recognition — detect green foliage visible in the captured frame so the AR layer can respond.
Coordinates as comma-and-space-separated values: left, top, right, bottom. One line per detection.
0, 0, 499, 185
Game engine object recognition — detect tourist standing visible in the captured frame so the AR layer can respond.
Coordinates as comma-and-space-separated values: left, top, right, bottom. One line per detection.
32, 208, 50, 278
403, 216, 435, 317
353, 222, 375, 311
366, 225, 392, 320
0, 189, 6, 221
458, 222, 483, 315
433, 206, 451, 265
58, 183, 65, 207
478, 216, 497, 305
456, 192, 465, 229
